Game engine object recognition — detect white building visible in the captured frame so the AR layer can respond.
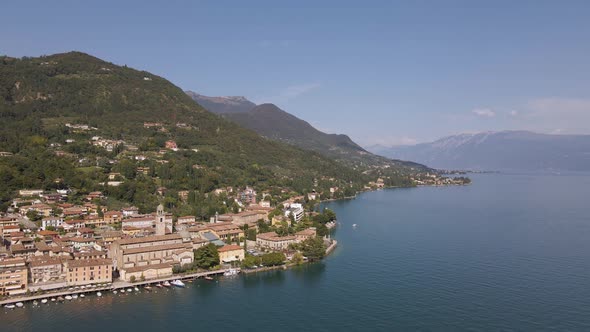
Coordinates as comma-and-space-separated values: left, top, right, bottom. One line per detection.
42, 217, 64, 230
284, 203, 304, 223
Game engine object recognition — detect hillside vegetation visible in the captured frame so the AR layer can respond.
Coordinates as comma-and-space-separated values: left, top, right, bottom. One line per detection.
0, 52, 416, 214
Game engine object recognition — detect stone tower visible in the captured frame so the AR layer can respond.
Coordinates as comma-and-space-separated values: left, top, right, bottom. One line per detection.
155, 204, 166, 236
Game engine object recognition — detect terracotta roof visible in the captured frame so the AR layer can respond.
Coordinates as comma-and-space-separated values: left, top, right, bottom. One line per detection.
115, 233, 181, 246
218, 244, 243, 252
29, 257, 62, 267
122, 242, 191, 255
37, 230, 58, 236
66, 258, 112, 268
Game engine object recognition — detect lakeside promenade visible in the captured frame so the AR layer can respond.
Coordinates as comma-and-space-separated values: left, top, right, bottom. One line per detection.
2, 239, 339, 307
0, 268, 237, 306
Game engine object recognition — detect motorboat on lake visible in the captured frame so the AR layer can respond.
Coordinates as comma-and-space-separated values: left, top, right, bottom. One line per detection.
171, 280, 185, 287
162, 281, 171, 287
41, 299, 48, 304
15, 302, 24, 308
5, 304, 15, 309
65, 295, 72, 301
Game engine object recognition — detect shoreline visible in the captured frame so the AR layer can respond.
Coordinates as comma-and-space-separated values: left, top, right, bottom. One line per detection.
1, 239, 340, 307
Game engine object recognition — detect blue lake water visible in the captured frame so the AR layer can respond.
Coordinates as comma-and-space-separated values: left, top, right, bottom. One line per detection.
4, 173, 590, 331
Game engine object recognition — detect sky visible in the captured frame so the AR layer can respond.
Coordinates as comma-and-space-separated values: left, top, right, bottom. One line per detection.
2, 0, 590, 147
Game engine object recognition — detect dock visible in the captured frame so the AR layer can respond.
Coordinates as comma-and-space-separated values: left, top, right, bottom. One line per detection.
0, 268, 238, 306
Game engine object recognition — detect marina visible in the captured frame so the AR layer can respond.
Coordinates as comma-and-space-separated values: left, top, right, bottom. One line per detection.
0, 268, 238, 308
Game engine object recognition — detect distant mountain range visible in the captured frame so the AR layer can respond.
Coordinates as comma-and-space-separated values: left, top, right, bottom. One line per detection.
186, 91, 426, 170
369, 131, 590, 172
185, 91, 256, 114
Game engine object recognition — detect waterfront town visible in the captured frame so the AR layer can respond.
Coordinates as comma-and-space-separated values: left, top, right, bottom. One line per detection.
0, 185, 338, 306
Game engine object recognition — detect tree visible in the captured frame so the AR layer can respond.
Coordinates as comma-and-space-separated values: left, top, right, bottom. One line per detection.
129, 275, 136, 283
292, 252, 304, 265
241, 255, 261, 269
193, 243, 220, 269
260, 252, 285, 266
300, 237, 327, 262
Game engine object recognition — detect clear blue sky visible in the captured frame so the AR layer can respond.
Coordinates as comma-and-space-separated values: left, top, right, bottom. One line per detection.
2, 1, 590, 146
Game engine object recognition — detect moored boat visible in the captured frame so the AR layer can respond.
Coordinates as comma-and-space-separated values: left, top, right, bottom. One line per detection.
15, 302, 24, 308
144, 286, 152, 291
156, 283, 163, 288
204, 276, 214, 281
224, 269, 239, 276
72, 294, 78, 299
41, 299, 48, 304
65, 295, 72, 301
134, 287, 139, 292
162, 281, 171, 287
97, 292, 102, 297
126, 288, 133, 293
5, 304, 15, 309
171, 279, 185, 287
80, 294, 85, 298
112, 290, 118, 294
51, 298, 57, 302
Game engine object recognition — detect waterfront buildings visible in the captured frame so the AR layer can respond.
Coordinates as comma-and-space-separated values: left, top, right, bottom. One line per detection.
65, 258, 113, 286
256, 232, 297, 251
218, 245, 245, 263
0, 257, 28, 296
109, 233, 193, 282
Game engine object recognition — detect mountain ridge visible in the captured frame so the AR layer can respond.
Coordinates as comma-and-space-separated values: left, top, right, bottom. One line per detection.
370, 130, 590, 172
186, 91, 426, 170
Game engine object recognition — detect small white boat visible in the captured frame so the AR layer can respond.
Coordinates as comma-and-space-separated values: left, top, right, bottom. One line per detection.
5, 304, 15, 309
97, 292, 102, 297
65, 295, 73, 301
126, 288, 133, 293
352, 223, 357, 228
171, 280, 185, 288
80, 294, 85, 298
144, 286, 152, 291
112, 290, 118, 294
162, 281, 171, 287
72, 294, 79, 299
41, 299, 48, 304
51, 298, 56, 302
224, 269, 239, 276
15, 302, 24, 308
156, 283, 163, 288
134, 287, 139, 292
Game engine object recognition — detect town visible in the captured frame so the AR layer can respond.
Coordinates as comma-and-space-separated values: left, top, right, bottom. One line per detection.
0, 184, 338, 307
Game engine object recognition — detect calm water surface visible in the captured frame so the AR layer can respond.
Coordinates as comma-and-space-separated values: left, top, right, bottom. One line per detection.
4, 173, 590, 331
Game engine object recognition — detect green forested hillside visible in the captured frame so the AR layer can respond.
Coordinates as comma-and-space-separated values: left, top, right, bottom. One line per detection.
0, 52, 415, 215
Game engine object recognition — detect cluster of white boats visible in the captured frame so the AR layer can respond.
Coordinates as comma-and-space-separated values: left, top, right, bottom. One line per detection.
4, 269, 240, 310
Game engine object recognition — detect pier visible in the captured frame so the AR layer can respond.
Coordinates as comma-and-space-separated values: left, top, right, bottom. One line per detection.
0, 268, 238, 306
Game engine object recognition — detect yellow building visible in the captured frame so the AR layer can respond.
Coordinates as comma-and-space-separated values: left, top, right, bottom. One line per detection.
65, 258, 113, 286
218, 245, 245, 263
0, 257, 28, 296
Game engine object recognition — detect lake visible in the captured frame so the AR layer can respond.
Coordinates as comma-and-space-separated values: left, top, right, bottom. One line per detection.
4, 173, 590, 331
